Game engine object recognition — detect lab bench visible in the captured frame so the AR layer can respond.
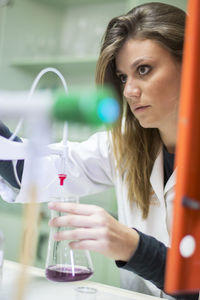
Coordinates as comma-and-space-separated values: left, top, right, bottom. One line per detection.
0, 260, 162, 300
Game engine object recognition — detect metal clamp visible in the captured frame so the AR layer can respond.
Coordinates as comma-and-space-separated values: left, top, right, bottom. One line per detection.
182, 196, 200, 210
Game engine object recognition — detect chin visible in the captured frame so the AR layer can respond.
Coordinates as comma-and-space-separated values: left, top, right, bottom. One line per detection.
138, 120, 154, 129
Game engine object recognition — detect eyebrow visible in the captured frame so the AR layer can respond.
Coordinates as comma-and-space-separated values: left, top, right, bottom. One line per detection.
116, 56, 153, 74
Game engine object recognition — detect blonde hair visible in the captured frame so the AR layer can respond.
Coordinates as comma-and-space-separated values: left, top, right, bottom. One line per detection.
95, 2, 185, 218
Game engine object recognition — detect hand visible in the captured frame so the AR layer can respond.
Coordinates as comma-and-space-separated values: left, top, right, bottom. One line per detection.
48, 202, 139, 262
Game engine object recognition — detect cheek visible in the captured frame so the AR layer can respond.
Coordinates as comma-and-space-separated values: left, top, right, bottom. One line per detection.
151, 71, 181, 106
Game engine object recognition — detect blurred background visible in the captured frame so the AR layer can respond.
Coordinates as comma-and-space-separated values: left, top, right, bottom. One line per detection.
0, 0, 187, 288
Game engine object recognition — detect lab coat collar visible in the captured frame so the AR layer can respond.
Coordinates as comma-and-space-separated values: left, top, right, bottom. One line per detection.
164, 168, 176, 195
150, 147, 176, 201
150, 148, 164, 202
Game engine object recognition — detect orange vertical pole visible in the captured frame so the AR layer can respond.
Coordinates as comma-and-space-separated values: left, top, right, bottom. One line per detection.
165, 0, 200, 294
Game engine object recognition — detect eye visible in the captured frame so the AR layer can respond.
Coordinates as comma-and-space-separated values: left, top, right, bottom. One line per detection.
137, 64, 152, 76
117, 74, 127, 84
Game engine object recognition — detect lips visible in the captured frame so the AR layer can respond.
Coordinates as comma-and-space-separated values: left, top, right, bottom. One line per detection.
133, 105, 151, 112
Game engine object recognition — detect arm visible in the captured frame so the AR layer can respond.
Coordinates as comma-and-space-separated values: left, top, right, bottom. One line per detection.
116, 229, 166, 290
116, 230, 199, 300
0, 121, 24, 188
48, 202, 199, 300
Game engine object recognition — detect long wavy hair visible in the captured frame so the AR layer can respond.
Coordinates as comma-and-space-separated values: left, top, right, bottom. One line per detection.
95, 2, 186, 218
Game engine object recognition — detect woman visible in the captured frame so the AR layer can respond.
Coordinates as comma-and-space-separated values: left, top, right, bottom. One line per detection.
1, 2, 198, 300
47, 2, 198, 299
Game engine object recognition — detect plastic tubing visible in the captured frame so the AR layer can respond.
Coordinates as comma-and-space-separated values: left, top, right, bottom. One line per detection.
9, 67, 68, 141
9, 67, 69, 188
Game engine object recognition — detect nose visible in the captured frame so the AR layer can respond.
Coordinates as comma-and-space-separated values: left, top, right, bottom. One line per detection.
123, 79, 141, 100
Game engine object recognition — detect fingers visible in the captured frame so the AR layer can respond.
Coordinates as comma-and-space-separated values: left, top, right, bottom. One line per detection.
49, 213, 106, 228
49, 209, 111, 229
48, 202, 103, 216
53, 228, 99, 241
48, 202, 124, 259
69, 240, 105, 252
48, 203, 140, 261
53, 229, 111, 254
48, 202, 109, 229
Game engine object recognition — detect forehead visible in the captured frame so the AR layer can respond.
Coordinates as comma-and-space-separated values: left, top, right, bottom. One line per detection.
115, 38, 173, 70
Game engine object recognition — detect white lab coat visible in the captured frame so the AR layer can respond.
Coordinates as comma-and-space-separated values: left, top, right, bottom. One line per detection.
9, 131, 177, 298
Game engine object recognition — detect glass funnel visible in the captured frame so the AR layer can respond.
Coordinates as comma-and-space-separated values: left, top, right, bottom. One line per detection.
45, 195, 93, 282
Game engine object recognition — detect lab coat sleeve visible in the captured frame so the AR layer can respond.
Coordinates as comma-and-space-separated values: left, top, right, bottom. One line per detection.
16, 131, 116, 202
116, 230, 199, 300
61, 131, 116, 196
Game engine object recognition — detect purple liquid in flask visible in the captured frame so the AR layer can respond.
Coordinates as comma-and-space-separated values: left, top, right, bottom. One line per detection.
45, 264, 93, 282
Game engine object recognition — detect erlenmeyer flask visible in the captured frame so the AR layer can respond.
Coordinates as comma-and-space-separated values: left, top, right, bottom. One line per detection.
45, 195, 93, 282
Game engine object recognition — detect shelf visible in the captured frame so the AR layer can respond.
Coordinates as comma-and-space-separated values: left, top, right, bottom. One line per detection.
10, 55, 97, 67
1, 0, 129, 90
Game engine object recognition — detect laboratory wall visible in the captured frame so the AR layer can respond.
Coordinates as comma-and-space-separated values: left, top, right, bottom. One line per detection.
0, 0, 187, 288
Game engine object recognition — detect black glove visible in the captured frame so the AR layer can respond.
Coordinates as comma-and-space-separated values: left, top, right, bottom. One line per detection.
0, 121, 24, 188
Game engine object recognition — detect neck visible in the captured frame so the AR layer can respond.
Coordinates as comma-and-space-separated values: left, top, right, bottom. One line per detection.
163, 143, 175, 154
159, 127, 177, 154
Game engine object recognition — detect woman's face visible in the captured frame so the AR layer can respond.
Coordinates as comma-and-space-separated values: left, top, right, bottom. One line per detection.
115, 38, 182, 131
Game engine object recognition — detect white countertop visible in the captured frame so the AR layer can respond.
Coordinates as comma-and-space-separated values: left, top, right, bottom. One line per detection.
0, 260, 161, 300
